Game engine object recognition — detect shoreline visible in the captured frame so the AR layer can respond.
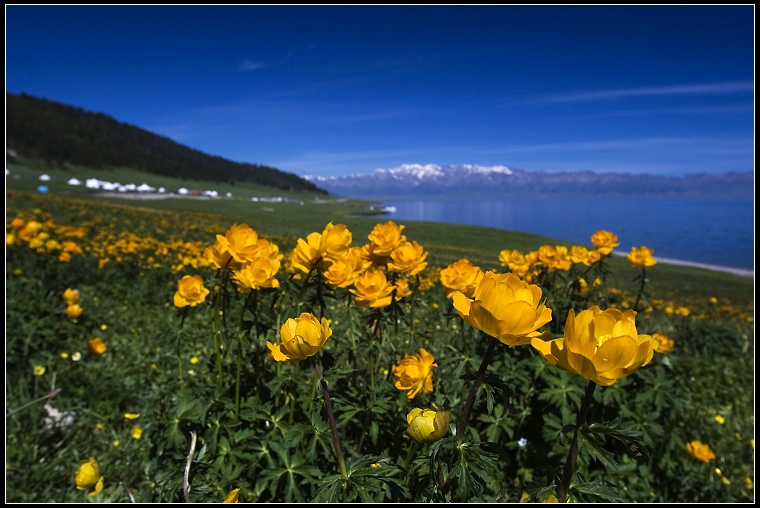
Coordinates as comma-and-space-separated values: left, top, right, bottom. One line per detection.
611, 250, 754, 279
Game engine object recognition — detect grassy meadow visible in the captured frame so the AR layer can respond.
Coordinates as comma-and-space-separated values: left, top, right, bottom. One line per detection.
5, 161, 755, 503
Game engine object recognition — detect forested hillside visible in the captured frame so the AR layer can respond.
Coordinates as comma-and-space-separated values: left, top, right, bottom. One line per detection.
5, 92, 327, 194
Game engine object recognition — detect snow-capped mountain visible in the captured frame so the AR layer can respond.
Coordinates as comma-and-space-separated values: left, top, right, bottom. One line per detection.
303, 164, 753, 199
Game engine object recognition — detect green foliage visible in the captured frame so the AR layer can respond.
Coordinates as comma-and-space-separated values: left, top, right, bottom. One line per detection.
6, 92, 327, 194
5, 189, 754, 503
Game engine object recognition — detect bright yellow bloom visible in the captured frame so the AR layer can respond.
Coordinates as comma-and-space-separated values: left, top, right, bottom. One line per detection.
224, 488, 240, 503
406, 406, 450, 443
686, 440, 716, 462
709, 296, 718, 305
569, 245, 590, 265
318, 222, 353, 265
88, 337, 107, 356
190, 356, 199, 365
266, 313, 332, 362
394, 276, 413, 301
65, 304, 84, 319
714, 415, 726, 425
531, 306, 658, 387
210, 223, 260, 269
537, 245, 571, 271
652, 333, 674, 353
62, 288, 80, 306
288, 232, 324, 273
392, 348, 437, 399
368, 221, 406, 256
499, 249, 531, 278
323, 260, 359, 288
676, 306, 690, 317
173, 274, 210, 308
34, 365, 46, 376
131, 426, 143, 439
349, 270, 396, 308
124, 413, 140, 420
590, 230, 619, 255
628, 246, 657, 268
439, 259, 484, 298
232, 257, 281, 291
75, 457, 104, 496
388, 240, 428, 276
452, 272, 552, 346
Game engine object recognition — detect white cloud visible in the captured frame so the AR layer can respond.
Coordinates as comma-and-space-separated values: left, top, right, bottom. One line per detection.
519, 81, 754, 105
238, 59, 265, 71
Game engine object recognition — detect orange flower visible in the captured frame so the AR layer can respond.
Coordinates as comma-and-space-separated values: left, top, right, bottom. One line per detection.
367, 221, 406, 259
392, 348, 437, 398
440, 259, 484, 298
590, 230, 619, 255
65, 304, 84, 319
349, 270, 396, 308
452, 272, 552, 347
388, 240, 428, 276
652, 333, 674, 353
88, 337, 107, 356
62, 288, 80, 306
686, 440, 716, 462
173, 274, 210, 308
628, 246, 657, 268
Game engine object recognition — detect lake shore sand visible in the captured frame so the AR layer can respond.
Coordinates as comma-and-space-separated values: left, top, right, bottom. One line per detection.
611, 250, 753, 279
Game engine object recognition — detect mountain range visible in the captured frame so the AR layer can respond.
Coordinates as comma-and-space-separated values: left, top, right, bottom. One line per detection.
6, 92, 752, 199
305, 163, 754, 199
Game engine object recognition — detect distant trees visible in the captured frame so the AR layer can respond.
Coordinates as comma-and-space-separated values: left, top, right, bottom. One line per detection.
5, 92, 328, 194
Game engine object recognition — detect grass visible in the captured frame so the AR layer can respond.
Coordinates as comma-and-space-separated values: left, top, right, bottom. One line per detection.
5, 158, 755, 503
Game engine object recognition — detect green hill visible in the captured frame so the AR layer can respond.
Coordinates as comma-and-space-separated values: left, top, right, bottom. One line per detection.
5, 92, 326, 194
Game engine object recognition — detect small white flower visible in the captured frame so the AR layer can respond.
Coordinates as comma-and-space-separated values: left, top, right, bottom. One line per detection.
518, 437, 528, 447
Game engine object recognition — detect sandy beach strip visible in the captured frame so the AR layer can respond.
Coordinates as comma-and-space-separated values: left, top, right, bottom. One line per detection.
611, 250, 753, 279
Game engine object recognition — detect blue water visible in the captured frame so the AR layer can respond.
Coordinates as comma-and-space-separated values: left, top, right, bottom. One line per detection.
382, 196, 754, 271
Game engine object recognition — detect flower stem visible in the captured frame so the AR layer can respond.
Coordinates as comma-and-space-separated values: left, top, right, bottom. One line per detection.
557, 380, 597, 503
455, 335, 498, 444
310, 356, 348, 479
632, 267, 647, 312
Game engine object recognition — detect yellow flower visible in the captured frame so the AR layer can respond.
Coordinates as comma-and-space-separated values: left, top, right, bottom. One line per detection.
288, 232, 324, 273
75, 457, 104, 496
569, 245, 590, 265
324, 260, 359, 288
173, 274, 210, 308
676, 306, 690, 317
590, 229, 619, 255
392, 348, 438, 399
208, 223, 260, 269
34, 365, 46, 376
406, 406, 450, 443
452, 272, 552, 347
124, 413, 140, 420
318, 222, 353, 265
62, 288, 80, 306
686, 440, 716, 462
387, 240, 428, 276
440, 259, 484, 299
190, 356, 199, 365
131, 426, 143, 439
709, 296, 718, 305
349, 270, 396, 308
652, 333, 674, 353
499, 249, 531, 277
232, 257, 281, 291
628, 245, 657, 268
224, 488, 240, 503
88, 337, 107, 356
714, 415, 726, 425
367, 220, 406, 258
394, 277, 414, 301
531, 306, 658, 387
65, 304, 84, 319
266, 313, 332, 362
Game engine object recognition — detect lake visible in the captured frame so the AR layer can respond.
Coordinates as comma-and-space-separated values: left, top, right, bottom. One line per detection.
380, 195, 754, 272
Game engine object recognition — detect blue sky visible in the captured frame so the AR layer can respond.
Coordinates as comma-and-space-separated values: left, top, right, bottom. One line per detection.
6, 5, 755, 178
